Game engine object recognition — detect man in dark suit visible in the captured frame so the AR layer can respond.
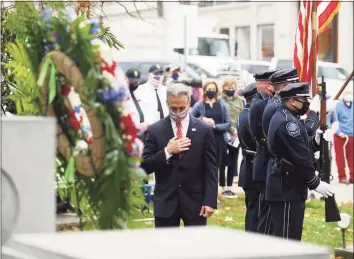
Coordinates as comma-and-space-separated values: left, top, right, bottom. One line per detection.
142, 83, 218, 227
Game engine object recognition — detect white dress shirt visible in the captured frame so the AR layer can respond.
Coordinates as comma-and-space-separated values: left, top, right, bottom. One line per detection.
134, 82, 169, 125
164, 114, 190, 160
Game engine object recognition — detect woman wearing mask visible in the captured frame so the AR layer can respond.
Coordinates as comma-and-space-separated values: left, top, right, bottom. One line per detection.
191, 81, 231, 188
220, 76, 244, 198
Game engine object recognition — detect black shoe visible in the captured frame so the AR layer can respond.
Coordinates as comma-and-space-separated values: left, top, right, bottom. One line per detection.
221, 190, 237, 198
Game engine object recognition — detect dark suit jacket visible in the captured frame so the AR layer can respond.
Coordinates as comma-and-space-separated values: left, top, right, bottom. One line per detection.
141, 115, 218, 219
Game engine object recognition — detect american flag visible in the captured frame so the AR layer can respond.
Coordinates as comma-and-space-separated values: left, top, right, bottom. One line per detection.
293, 1, 341, 90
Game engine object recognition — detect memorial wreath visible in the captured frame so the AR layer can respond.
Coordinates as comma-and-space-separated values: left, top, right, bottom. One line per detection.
3, 2, 146, 229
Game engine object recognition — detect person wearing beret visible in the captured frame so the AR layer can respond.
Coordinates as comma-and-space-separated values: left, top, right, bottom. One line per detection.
266, 82, 334, 241
236, 82, 259, 232
248, 69, 278, 235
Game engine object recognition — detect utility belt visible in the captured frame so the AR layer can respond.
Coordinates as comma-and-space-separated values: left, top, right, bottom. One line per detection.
275, 158, 296, 186
257, 138, 267, 148
242, 149, 256, 158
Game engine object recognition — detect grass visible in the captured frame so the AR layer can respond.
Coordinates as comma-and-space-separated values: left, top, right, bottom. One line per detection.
58, 194, 353, 255
125, 194, 353, 253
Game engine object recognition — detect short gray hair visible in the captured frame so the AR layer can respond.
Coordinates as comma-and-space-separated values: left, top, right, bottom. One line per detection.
167, 83, 191, 101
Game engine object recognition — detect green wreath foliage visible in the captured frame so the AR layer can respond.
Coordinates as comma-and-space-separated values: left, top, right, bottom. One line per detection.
3, 2, 146, 230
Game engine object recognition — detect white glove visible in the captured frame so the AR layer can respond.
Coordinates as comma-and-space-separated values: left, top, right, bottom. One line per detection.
323, 128, 334, 142
314, 151, 320, 160
314, 181, 335, 198
310, 98, 321, 113
315, 129, 323, 145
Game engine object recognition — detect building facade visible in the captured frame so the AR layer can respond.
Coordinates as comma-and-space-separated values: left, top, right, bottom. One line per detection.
198, 0, 353, 72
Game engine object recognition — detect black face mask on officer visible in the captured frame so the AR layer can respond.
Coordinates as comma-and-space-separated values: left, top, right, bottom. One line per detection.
292, 98, 310, 116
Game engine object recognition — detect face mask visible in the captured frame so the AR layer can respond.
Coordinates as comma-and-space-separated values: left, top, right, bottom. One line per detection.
148, 73, 164, 88
343, 94, 353, 103
293, 98, 310, 116
206, 90, 217, 99
224, 90, 235, 97
169, 106, 189, 122
172, 72, 179, 81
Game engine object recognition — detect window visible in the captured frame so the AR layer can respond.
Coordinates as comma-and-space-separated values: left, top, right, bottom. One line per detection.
241, 64, 270, 75
235, 26, 250, 59
318, 66, 349, 81
318, 16, 338, 62
196, 38, 230, 57
275, 60, 293, 69
219, 28, 229, 36
257, 24, 274, 60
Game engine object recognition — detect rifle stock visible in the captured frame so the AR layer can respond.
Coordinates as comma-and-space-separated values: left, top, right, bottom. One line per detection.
318, 76, 341, 222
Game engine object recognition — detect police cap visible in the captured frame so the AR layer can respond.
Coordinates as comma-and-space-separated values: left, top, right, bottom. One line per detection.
125, 68, 141, 84
149, 64, 164, 74
279, 82, 311, 99
240, 82, 257, 99
253, 69, 278, 80
269, 68, 299, 84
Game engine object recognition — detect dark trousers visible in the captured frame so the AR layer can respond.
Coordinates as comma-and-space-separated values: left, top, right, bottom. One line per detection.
256, 184, 272, 235
155, 202, 207, 228
269, 200, 305, 241
244, 189, 259, 232
220, 145, 240, 187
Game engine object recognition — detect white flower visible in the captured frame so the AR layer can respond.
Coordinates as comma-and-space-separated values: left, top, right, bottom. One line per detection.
74, 140, 88, 155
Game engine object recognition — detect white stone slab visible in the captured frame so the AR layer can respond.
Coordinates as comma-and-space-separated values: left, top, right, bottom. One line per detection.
1, 116, 56, 236
6, 226, 330, 259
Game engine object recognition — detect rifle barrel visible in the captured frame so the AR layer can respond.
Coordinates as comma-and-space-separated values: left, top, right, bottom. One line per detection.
334, 70, 354, 100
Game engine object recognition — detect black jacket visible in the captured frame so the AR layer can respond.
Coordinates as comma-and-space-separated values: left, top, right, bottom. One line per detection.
142, 115, 218, 219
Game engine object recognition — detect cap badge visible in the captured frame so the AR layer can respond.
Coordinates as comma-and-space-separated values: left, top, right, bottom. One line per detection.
134, 71, 138, 77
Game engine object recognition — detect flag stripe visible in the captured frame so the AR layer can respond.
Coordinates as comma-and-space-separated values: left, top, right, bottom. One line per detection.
293, 0, 341, 95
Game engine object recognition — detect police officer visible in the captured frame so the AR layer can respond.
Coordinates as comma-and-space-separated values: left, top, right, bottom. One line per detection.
263, 69, 320, 198
237, 82, 258, 232
266, 82, 335, 241
248, 69, 277, 234
126, 68, 144, 124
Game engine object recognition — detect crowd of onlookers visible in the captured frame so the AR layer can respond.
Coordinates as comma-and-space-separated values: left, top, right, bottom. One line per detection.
125, 63, 353, 203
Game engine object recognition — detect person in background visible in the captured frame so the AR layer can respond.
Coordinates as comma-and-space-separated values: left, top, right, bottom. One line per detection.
219, 76, 244, 198
165, 65, 182, 87
237, 82, 258, 232
134, 64, 169, 133
334, 91, 354, 183
125, 68, 145, 127
191, 81, 231, 189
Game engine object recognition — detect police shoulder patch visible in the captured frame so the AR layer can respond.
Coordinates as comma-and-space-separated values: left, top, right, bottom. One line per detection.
286, 121, 300, 137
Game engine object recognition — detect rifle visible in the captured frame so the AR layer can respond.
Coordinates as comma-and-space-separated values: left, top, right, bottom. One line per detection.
317, 76, 341, 222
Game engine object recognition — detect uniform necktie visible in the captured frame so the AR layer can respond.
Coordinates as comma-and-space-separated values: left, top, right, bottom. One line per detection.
155, 89, 164, 120
131, 91, 144, 123
176, 122, 183, 158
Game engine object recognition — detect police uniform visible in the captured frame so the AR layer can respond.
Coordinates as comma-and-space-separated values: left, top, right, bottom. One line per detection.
262, 69, 300, 189
248, 69, 277, 234
266, 83, 321, 241
237, 83, 258, 232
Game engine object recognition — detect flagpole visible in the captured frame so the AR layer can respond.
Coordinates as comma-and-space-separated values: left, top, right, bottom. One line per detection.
311, 2, 317, 97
